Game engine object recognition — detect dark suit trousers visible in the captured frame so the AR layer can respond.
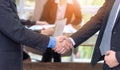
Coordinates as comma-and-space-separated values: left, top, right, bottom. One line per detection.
41, 48, 61, 62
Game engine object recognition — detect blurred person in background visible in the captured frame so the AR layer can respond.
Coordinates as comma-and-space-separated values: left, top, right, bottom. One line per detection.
40, 0, 82, 62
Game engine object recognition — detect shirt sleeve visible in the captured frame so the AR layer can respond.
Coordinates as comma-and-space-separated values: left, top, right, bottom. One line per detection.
48, 37, 56, 48
69, 37, 76, 47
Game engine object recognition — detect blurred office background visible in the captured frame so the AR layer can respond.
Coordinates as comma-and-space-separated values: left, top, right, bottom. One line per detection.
15, 0, 104, 63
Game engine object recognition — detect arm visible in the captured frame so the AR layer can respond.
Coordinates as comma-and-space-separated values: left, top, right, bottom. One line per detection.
20, 19, 36, 26
0, 0, 72, 54
0, 1, 49, 52
70, 0, 110, 48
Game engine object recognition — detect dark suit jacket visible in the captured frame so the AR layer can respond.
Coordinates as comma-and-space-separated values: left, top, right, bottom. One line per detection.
21, 19, 35, 26
0, 0, 49, 70
40, 0, 82, 26
71, 0, 120, 69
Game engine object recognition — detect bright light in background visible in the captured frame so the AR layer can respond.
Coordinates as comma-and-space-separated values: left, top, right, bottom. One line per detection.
77, 0, 85, 5
76, 0, 105, 24
77, 0, 94, 5
77, 0, 105, 6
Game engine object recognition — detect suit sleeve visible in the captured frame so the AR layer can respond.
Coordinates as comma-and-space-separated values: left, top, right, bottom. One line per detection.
0, 1, 49, 52
20, 19, 36, 26
116, 51, 120, 64
70, 0, 110, 48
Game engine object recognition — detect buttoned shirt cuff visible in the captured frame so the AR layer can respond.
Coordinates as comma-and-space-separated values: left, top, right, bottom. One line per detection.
69, 37, 75, 46
48, 37, 56, 48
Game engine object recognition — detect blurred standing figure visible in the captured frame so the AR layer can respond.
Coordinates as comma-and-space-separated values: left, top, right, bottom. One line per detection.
40, 0, 82, 62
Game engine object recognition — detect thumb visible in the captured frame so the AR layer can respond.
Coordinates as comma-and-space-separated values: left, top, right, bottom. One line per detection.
105, 51, 111, 56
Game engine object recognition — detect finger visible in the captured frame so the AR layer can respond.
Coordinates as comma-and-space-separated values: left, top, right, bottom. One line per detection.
54, 46, 63, 53
65, 43, 73, 51
58, 48, 65, 54
54, 38, 62, 52
105, 51, 110, 56
56, 38, 69, 50
62, 39, 73, 50
61, 49, 67, 54
65, 38, 74, 49
62, 41, 70, 51
58, 48, 67, 54
59, 36, 67, 42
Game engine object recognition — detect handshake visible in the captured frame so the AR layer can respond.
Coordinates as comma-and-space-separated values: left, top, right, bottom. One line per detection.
53, 36, 74, 54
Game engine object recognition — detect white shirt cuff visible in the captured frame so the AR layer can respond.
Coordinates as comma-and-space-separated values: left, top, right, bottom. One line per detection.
69, 37, 75, 46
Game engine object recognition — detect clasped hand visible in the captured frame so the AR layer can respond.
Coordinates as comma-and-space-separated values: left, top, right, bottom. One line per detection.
53, 36, 73, 54
104, 50, 119, 68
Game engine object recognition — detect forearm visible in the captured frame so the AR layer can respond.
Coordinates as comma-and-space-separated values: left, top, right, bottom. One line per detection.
21, 19, 36, 26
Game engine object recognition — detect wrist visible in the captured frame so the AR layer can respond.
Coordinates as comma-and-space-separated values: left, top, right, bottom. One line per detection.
69, 37, 75, 46
48, 37, 56, 48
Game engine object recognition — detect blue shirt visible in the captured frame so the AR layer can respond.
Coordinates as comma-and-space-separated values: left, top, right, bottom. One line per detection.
48, 37, 56, 48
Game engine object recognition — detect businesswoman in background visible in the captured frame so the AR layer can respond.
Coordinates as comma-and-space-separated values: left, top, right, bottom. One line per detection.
40, 0, 82, 62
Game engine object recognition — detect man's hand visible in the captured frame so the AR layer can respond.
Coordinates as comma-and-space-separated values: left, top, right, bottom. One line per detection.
104, 50, 119, 68
53, 36, 73, 54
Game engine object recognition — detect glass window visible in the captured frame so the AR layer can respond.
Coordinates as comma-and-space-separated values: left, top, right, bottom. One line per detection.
24, 0, 35, 8
77, 0, 105, 6
77, 0, 105, 23
15, 0, 19, 6
15, 0, 35, 19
